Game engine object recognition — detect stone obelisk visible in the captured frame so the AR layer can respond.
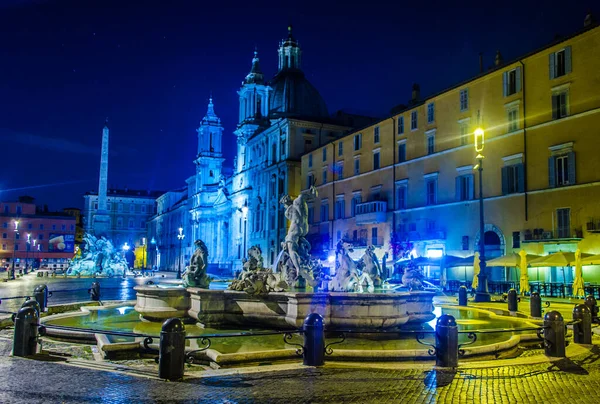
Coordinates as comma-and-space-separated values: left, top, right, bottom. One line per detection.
93, 119, 111, 237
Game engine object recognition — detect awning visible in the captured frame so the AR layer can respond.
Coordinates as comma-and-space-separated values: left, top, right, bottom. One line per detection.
487, 252, 540, 267
528, 251, 592, 267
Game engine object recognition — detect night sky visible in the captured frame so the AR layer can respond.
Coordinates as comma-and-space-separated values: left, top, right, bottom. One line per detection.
0, 0, 594, 210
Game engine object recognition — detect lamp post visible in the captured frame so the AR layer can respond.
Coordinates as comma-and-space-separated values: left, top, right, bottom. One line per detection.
142, 237, 147, 270
10, 220, 19, 280
24, 233, 32, 275
177, 227, 185, 279
150, 237, 157, 270
241, 206, 248, 259
32, 239, 37, 271
473, 127, 491, 302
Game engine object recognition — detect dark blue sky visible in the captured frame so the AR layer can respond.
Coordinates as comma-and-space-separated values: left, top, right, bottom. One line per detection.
0, 0, 594, 210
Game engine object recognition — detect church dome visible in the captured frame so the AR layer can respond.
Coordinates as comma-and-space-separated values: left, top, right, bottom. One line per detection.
268, 26, 329, 119
269, 70, 329, 118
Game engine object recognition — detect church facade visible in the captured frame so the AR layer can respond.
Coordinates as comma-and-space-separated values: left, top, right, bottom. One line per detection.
147, 27, 373, 273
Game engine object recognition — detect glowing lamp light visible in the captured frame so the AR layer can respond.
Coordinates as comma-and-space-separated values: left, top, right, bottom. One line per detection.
150, 237, 156, 245
122, 242, 130, 251
142, 237, 146, 246
426, 249, 443, 258
474, 127, 485, 154
327, 255, 335, 263
241, 206, 249, 215
13, 220, 19, 231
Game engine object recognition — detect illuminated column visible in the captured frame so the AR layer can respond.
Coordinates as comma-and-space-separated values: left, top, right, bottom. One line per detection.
93, 119, 111, 237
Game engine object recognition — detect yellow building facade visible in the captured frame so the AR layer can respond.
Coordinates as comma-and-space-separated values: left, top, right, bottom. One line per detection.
301, 23, 600, 284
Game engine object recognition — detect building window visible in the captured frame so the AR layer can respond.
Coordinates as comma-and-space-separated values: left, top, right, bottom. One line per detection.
396, 185, 407, 209
320, 201, 329, 222
503, 67, 522, 96
459, 122, 469, 146
38, 234, 43, 240
549, 46, 571, 79
371, 227, 378, 246
556, 208, 570, 238
140, 221, 145, 229
373, 151, 380, 170
512, 231, 521, 249
52, 224, 56, 230
398, 142, 406, 163
507, 107, 519, 132
27, 223, 32, 230
351, 194, 362, 216
460, 89, 469, 111
15, 233, 20, 240
426, 179, 437, 205
354, 134, 362, 151
427, 103, 435, 123
129, 204, 134, 213
60, 224, 65, 231
2, 222, 6, 228
128, 219, 135, 228
338, 141, 343, 156
322, 168, 328, 184
456, 174, 474, 201
70, 224, 75, 231
141, 205, 146, 214
39, 224, 44, 230
374, 126, 380, 144
307, 173, 314, 189
549, 152, 575, 188
337, 162, 344, 180
552, 90, 569, 119
117, 218, 123, 228
322, 147, 327, 162
3, 206, 8, 213
409, 223, 417, 232
426, 134, 435, 155
1, 244, 5, 251
335, 198, 345, 219
118, 203, 123, 213
307, 206, 314, 224
354, 158, 360, 176
410, 111, 418, 130
2, 233, 6, 239
308, 154, 313, 168
94, 203, 98, 210
501, 164, 524, 194
14, 244, 19, 251
398, 116, 404, 134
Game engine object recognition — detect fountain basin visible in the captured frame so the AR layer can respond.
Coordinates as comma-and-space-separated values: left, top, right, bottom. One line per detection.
134, 286, 190, 321
186, 288, 436, 329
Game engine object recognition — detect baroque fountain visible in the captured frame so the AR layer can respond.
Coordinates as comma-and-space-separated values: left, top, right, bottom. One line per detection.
134, 186, 436, 329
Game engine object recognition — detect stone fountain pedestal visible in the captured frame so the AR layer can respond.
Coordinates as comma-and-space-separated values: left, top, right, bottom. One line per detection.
133, 286, 435, 329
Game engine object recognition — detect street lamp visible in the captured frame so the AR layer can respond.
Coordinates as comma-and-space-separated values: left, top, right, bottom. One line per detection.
177, 227, 185, 279
150, 237, 157, 270
25, 233, 32, 275
10, 220, 19, 280
32, 239, 37, 271
241, 206, 248, 259
142, 237, 146, 271
473, 127, 491, 302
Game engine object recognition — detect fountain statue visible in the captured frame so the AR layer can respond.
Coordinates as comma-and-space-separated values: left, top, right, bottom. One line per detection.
229, 245, 286, 295
402, 261, 424, 291
182, 239, 212, 288
361, 245, 383, 287
329, 240, 374, 293
67, 233, 128, 276
275, 186, 319, 288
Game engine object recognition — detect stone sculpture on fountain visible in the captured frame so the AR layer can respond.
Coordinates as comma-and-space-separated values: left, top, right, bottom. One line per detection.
402, 261, 424, 291
181, 239, 212, 288
229, 245, 286, 295
275, 186, 319, 288
67, 233, 128, 277
329, 240, 374, 293
361, 245, 382, 287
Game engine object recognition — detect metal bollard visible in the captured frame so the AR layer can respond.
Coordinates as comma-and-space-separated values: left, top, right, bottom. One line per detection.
33, 284, 48, 312
585, 296, 599, 323
573, 304, 592, 345
458, 286, 468, 306
89, 282, 101, 301
21, 300, 41, 318
435, 314, 458, 367
158, 318, 186, 380
303, 313, 325, 366
543, 311, 566, 358
13, 307, 39, 357
530, 292, 542, 318
507, 289, 518, 312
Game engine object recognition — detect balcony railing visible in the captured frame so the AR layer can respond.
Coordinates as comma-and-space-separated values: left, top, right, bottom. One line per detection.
352, 237, 384, 247
522, 228, 583, 243
401, 230, 446, 241
355, 201, 387, 225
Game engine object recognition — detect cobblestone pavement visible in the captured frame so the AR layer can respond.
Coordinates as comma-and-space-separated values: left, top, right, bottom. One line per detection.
3, 340, 600, 403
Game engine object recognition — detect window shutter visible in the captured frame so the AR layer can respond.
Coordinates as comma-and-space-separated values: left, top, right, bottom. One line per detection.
455, 176, 461, 201
548, 156, 556, 188
567, 151, 576, 185
549, 53, 556, 79
551, 95, 558, 119
517, 163, 525, 193
515, 66, 522, 93
501, 166, 509, 195
503, 72, 508, 97
565, 46, 572, 74
468, 174, 474, 199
